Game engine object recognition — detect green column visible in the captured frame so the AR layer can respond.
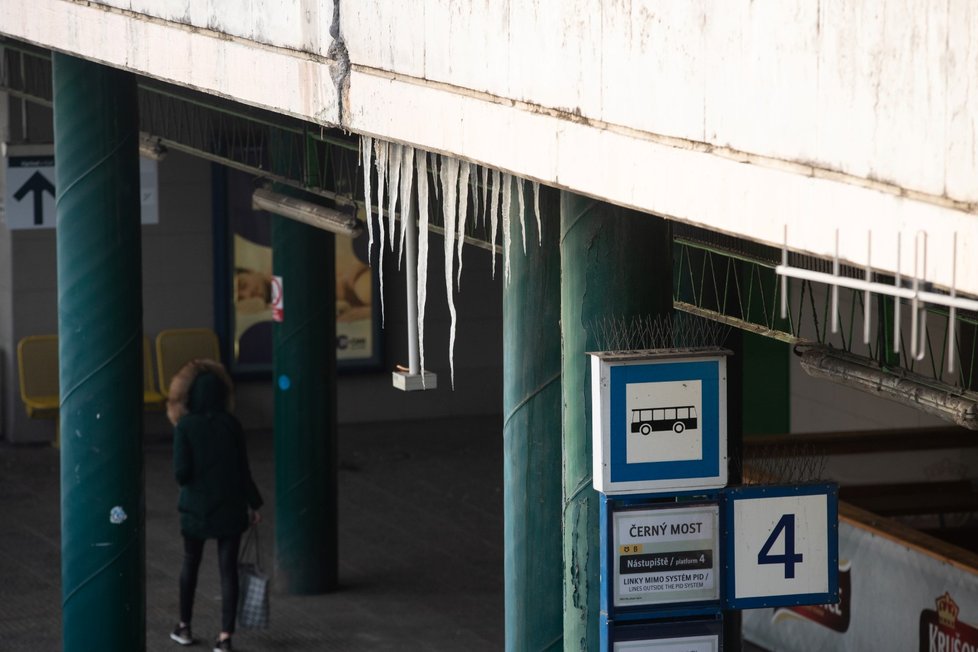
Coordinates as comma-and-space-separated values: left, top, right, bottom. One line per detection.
503, 183, 563, 651
560, 193, 672, 650
53, 55, 144, 651
272, 210, 337, 593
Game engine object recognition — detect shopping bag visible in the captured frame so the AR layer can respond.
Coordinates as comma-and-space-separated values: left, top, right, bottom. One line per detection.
237, 525, 270, 629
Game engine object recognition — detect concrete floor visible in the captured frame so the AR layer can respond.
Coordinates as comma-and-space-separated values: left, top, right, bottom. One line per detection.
0, 415, 767, 651
0, 416, 504, 651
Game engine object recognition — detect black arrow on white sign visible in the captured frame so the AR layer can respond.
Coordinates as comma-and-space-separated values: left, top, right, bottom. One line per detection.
13, 171, 56, 225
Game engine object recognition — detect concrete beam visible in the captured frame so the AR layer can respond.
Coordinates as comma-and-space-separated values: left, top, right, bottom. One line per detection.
4, 0, 977, 296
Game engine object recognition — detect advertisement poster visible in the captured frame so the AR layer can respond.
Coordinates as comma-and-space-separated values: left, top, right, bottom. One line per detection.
227, 170, 379, 372
613, 504, 720, 607
743, 511, 978, 651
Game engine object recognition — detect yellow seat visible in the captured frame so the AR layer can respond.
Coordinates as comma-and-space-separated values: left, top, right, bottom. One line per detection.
16, 335, 60, 419
143, 335, 166, 411
155, 328, 222, 397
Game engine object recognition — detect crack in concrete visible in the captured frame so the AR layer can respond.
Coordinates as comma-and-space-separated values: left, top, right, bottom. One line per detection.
326, 1, 350, 126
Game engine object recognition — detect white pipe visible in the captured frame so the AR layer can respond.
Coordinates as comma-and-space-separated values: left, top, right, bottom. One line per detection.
949, 232, 958, 375
780, 224, 788, 320
864, 232, 871, 344
405, 197, 420, 375
894, 232, 901, 355
914, 232, 927, 361
832, 230, 840, 334
774, 266, 978, 312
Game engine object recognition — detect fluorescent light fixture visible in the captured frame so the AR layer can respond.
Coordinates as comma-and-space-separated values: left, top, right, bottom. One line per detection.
251, 187, 362, 238
797, 345, 978, 430
138, 134, 167, 161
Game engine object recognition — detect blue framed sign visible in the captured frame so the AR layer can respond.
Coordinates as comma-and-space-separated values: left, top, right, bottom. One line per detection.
722, 483, 839, 610
590, 350, 729, 494
602, 616, 723, 652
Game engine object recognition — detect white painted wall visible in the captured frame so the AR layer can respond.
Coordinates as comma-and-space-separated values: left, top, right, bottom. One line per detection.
345, 0, 978, 205
2, 1, 977, 291
93, 0, 335, 57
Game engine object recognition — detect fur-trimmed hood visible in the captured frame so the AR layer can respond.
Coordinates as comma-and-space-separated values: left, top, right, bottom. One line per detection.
166, 358, 235, 425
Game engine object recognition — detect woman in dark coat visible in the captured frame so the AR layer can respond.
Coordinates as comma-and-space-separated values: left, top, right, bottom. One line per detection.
167, 359, 263, 652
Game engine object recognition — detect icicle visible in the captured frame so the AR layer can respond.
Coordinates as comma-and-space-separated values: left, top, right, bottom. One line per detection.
387, 143, 402, 253
532, 181, 542, 246
489, 168, 501, 278
374, 140, 389, 324
456, 161, 470, 288
440, 156, 460, 389
502, 173, 513, 284
430, 151, 440, 200
481, 166, 490, 228
516, 178, 526, 254
397, 146, 415, 269
361, 135, 374, 263
415, 150, 430, 386
374, 140, 388, 246
471, 165, 481, 231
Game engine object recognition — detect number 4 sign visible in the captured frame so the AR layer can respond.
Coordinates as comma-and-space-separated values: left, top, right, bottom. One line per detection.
723, 483, 839, 609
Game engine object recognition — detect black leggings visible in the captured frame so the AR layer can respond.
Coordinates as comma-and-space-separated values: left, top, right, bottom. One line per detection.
179, 533, 242, 634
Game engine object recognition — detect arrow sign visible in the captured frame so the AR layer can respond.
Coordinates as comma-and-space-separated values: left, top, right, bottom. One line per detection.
3, 149, 157, 229
13, 171, 56, 226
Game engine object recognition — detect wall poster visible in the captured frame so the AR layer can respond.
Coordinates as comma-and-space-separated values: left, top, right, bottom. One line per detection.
224, 168, 381, 373
743, 509, 978, 652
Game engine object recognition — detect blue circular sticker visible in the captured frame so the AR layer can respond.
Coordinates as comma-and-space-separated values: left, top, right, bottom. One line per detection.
278, 374, 291, 391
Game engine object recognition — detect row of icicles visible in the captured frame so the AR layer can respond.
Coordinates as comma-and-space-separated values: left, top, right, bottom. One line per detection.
360, 136, 540, 389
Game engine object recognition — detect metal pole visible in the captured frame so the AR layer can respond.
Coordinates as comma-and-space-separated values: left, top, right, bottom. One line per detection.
53, 54, 145, 651
271, 126, 338, 593
272, 210, 337, 593
405, 193, 420, 375
503, 180, 562, 651
559, 192, 673, 651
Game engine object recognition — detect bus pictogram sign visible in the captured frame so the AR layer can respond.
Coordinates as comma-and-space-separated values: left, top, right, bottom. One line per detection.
590, 349, 728, 495
631, 405, 698, 435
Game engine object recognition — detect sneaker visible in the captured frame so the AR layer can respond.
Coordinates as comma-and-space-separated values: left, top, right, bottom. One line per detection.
170, 623, 193, 646
213, 637, 232, 652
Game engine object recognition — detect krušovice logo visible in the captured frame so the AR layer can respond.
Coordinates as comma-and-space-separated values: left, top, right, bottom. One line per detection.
920, 592, 978, 652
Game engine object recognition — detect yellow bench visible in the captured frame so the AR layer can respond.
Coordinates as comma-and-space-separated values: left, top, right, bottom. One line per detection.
17, 334, 169, 419
16, 335, 60, 419
143, 335, 166, 411
155, 328, 222, 397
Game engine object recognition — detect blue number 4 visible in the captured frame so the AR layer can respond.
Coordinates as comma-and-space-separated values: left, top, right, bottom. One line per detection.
757, 514, 804, 579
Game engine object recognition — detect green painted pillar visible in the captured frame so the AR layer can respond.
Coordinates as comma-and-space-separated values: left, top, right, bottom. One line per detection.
53, 55, 145, 651
503, 183, 563, 651
272, 209, 337, 593
560, 193, 672, 650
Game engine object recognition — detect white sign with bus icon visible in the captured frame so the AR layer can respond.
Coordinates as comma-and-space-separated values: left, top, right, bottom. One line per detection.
626, 380, 702, 464
590, 350, 727, 494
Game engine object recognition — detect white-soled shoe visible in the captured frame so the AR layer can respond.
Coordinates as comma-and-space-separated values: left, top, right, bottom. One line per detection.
170, 623, 193, 646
